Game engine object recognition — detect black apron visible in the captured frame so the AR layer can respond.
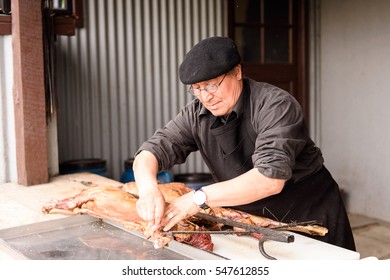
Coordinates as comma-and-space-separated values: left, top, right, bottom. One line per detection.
232, 166, 356, 251
205, 93, 356, 251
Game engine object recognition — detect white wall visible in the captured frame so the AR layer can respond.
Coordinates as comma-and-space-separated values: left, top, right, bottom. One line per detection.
0, 35, 17, 183
320, 0, 390, 221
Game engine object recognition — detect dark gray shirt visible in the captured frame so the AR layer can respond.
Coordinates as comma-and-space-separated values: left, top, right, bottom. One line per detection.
137, 78, 323, 183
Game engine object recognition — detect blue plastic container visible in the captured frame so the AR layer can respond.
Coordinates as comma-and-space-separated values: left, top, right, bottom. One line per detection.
59, 158, 109, 177
120, 158, 173, 184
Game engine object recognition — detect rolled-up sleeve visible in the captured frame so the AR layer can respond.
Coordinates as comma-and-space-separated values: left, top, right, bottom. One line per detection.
251, 90, 307, 180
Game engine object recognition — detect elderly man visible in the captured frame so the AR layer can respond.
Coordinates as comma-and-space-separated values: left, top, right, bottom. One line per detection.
133, 37, 356, 251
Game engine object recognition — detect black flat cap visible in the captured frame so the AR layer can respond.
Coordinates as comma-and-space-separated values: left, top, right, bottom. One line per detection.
179, 37, 241, 84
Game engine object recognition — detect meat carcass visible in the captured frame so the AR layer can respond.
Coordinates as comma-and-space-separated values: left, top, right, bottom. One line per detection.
41, 184, 211, 250
42, 181, 328, 252
124, 182, 328, 236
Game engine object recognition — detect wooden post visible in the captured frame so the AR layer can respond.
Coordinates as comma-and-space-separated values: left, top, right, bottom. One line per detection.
12, 0, 48, 185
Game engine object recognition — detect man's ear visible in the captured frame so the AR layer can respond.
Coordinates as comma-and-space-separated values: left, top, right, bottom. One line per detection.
234, 64, 243, 80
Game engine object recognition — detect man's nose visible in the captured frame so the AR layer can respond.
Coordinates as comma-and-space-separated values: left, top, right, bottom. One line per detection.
200, 90, 214, 101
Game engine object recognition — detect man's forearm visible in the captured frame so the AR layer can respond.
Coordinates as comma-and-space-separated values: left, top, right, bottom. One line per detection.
133, 150, 160, 196
202, 168, 286, 208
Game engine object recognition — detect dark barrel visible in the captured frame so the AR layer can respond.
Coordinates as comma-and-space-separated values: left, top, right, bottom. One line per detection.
59, 158, 109, 177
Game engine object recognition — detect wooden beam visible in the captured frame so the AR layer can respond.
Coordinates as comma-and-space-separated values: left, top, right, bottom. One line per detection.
12, 0, 48, 185
0, 15, 11, 35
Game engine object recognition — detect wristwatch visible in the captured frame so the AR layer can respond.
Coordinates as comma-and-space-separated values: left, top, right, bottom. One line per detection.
192, 188, 209, 209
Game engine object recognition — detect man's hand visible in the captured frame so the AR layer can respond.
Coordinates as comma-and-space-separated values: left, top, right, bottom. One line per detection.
161, 191, 200, 231
136, 188, 166, 232
133, 151, 165, 231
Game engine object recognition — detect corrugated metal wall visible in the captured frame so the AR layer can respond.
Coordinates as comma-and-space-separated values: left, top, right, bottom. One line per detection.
56, 0, 227, 180
0, 36, 17, 183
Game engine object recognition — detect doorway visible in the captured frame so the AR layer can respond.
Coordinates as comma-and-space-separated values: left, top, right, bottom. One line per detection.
228, 0, 308, 118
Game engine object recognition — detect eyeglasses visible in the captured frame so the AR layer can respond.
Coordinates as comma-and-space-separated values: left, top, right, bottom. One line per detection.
188, 73, 227, 96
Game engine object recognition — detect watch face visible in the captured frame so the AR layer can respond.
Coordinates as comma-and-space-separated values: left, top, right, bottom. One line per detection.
193, 189, 207, 205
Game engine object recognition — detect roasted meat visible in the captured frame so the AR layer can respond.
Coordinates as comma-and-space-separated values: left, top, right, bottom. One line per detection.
42, 181, 328, 252
41, 184, 209, 249
124, 182, 328, 236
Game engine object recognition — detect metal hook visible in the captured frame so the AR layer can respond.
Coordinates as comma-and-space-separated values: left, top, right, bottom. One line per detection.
258, 234, 294, 260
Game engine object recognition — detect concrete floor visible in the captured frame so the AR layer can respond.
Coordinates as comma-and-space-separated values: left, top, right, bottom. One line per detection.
349, 213, 390, 259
